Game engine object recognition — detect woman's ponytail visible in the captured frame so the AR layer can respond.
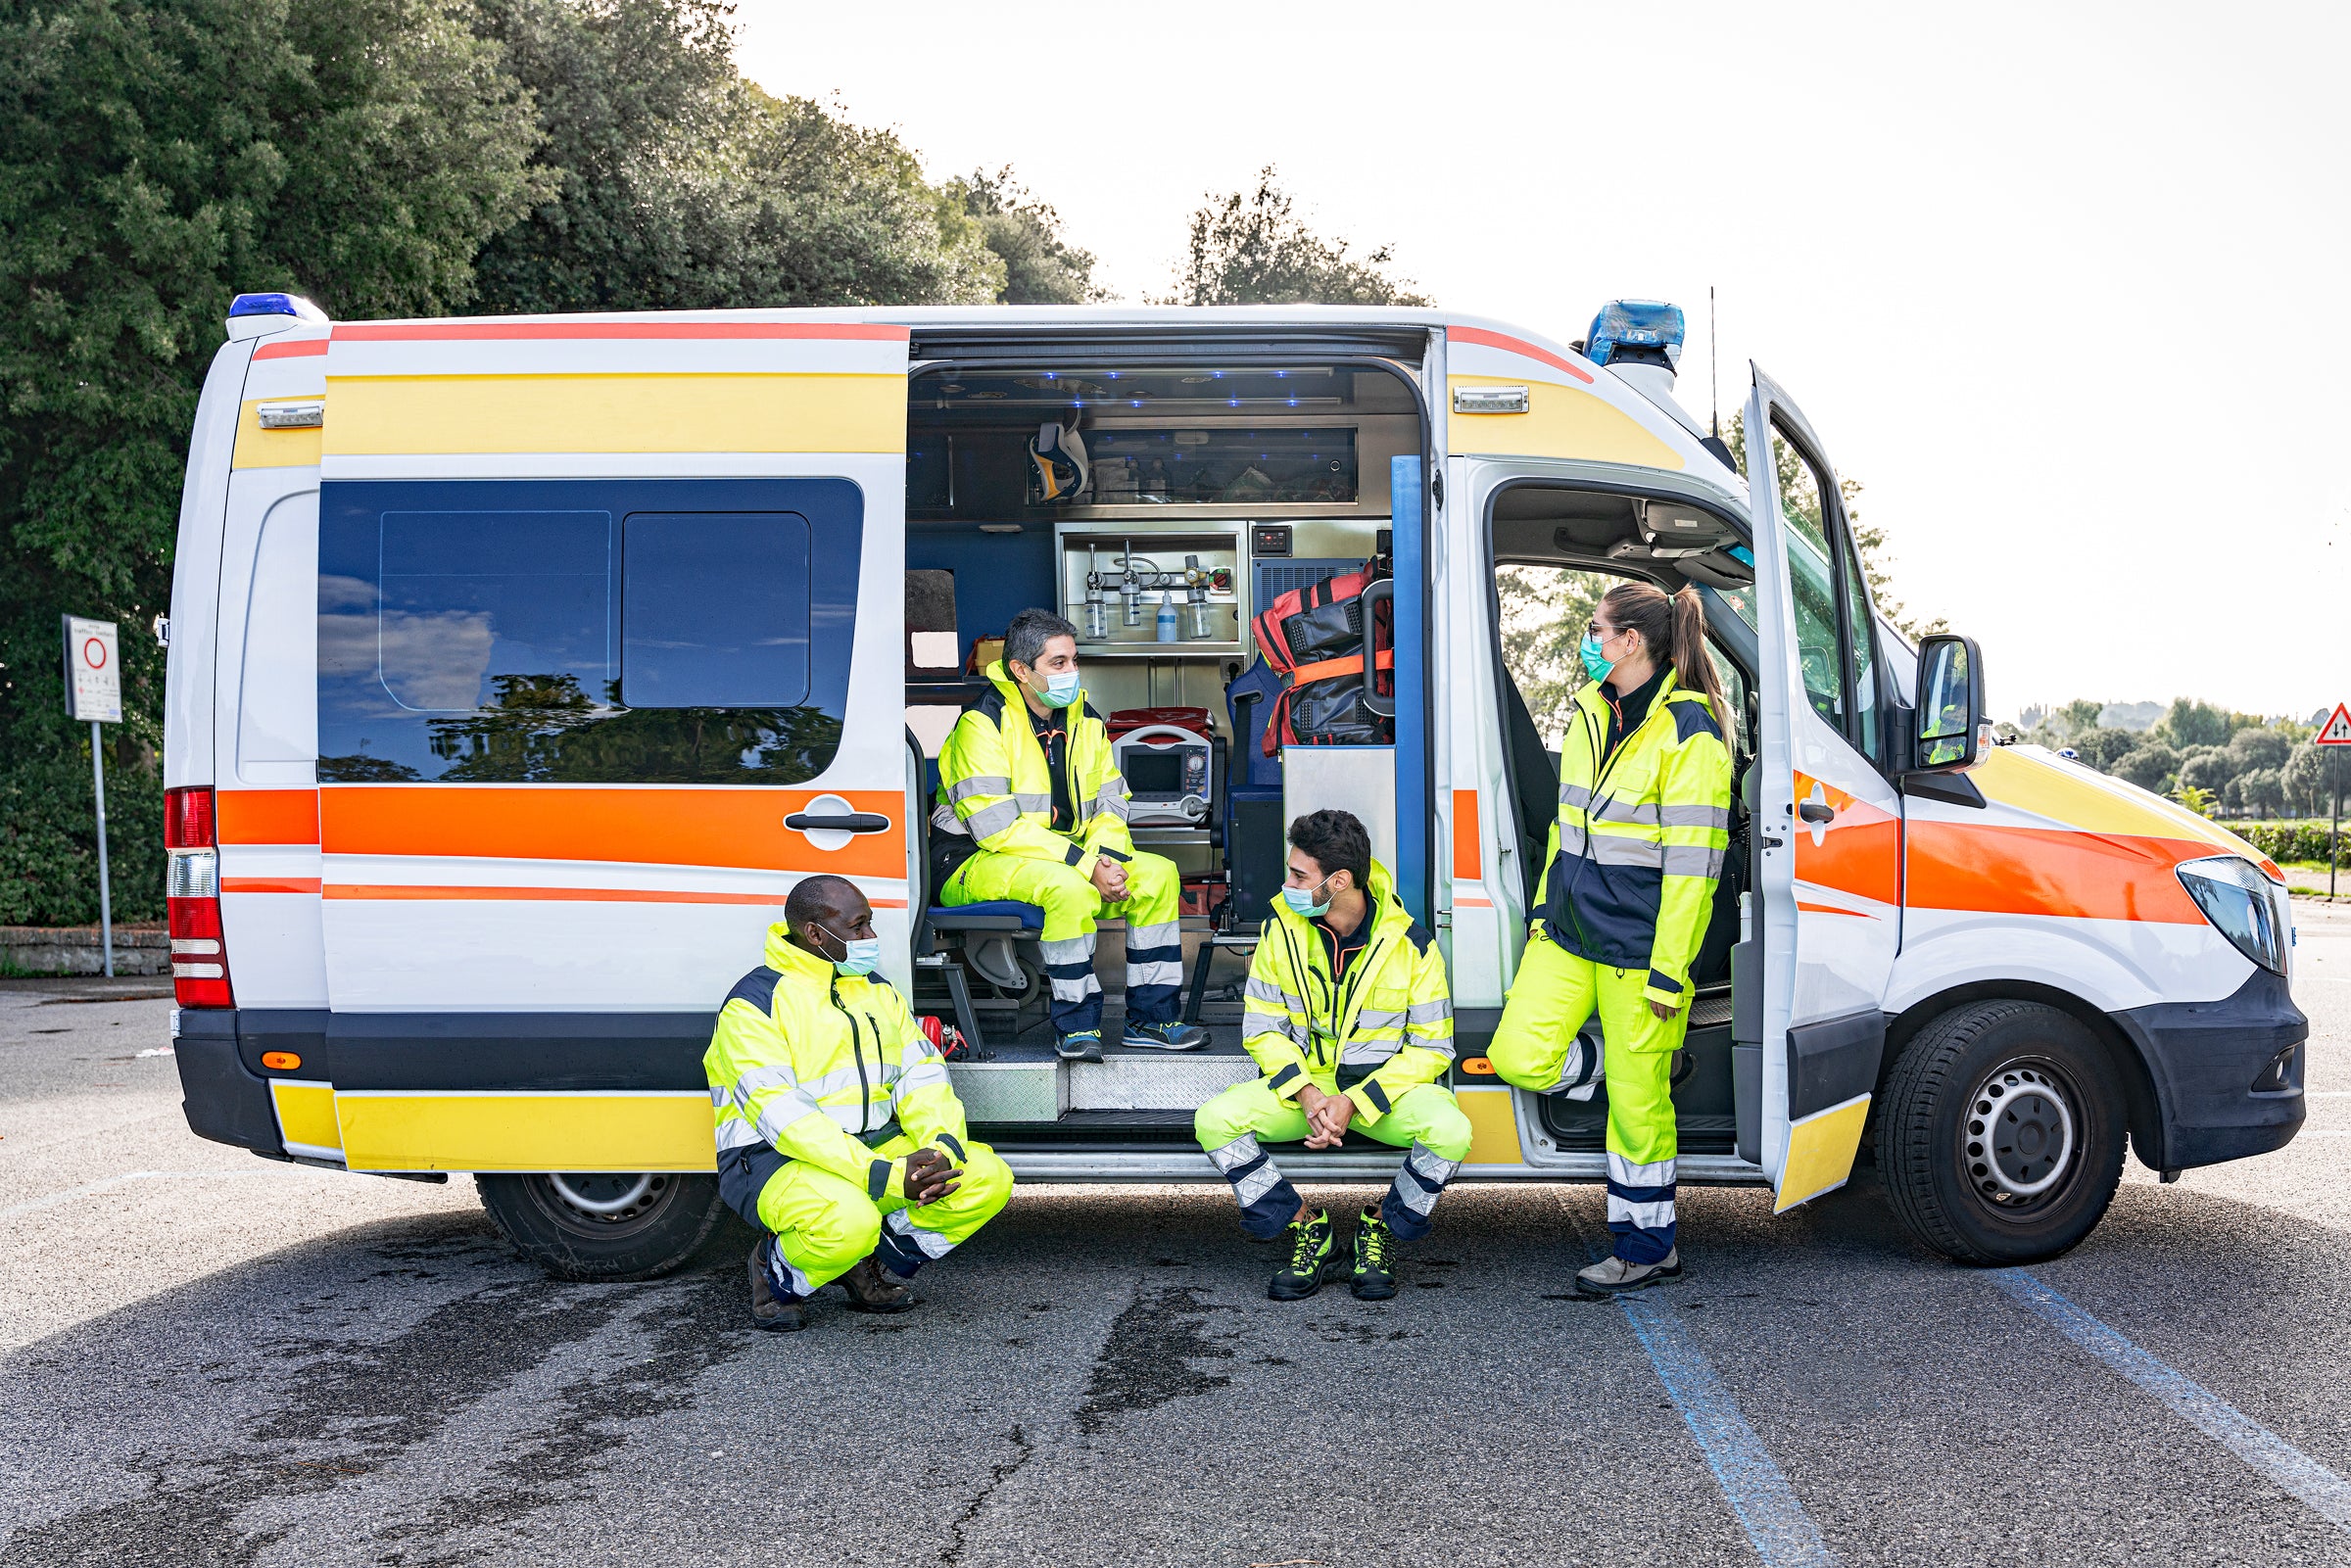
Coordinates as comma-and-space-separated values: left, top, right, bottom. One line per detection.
1596, 581, 1729, 734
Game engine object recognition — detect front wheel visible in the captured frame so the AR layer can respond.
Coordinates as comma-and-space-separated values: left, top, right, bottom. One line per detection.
476, 1171, 726, 1281
1875, 1000, 2126, 1265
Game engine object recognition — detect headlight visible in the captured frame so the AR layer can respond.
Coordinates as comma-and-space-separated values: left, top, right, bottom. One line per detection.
2177, 856, 2290, 977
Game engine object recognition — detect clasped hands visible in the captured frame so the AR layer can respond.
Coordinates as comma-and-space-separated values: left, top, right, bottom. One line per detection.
902, 1145, 962, 1206
1296, 1082, 1356, 1150
1088, 856, 1129, 901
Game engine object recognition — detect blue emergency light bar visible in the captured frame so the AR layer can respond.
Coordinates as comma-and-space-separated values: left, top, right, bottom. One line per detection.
228, 292, 326, 322
1586, 299, 1684, 368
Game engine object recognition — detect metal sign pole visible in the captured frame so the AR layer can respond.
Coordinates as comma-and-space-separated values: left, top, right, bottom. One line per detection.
2333, 746, 2341, 902
90, 721, 113, 976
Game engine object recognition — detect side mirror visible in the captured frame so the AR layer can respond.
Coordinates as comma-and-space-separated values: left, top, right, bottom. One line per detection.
1912, 634, 1985, 772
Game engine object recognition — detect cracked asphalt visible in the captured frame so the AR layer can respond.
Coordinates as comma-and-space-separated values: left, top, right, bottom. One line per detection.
6, 904, 2351, 1566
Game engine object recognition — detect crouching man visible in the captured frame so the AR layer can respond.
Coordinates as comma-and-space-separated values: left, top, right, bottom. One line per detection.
1193, 810, 1471, 1302
706, 875, 1013, 1332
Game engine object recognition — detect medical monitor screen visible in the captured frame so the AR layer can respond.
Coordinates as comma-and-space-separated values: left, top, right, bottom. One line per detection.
1122, 751, 1187, 795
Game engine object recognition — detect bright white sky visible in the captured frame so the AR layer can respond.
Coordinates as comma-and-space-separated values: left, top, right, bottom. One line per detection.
737, 0, 2349, 723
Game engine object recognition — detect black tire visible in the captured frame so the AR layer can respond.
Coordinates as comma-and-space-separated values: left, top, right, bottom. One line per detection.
1875, 999, 2126, 1265
476, 1171, 726, 1282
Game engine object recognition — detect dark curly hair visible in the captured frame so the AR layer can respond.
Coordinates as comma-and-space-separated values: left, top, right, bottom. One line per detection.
1286, 809, 1371, 893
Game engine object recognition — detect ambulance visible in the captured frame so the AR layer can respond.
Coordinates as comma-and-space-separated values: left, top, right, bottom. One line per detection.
162, 292, 2307, 1278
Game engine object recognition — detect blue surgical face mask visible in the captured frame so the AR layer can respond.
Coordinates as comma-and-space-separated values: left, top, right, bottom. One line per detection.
1031, 667, 1081, 709
814, 923, 882, 976
1580, 632, 1616, 685
1282, 873, 1335, 919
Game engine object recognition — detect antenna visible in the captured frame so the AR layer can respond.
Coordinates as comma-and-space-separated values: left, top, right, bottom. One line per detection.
1709, 284, 1719, 439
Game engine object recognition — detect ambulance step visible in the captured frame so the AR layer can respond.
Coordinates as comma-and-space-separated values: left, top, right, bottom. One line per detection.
947, 1052, 1260, 1121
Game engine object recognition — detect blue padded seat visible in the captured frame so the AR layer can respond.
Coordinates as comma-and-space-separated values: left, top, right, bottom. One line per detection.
928, 899, 1044, 929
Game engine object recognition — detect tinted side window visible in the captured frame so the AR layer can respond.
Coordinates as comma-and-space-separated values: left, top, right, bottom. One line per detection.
1836, 528, 1881, 762
319, 479, 861, 784
622, 513, 811, 708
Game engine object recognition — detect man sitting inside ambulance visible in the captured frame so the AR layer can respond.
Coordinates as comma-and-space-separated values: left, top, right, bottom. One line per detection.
934, 607, 1209, 1061
1194, 809, 1470, 1302
706, 875, 1014, 1333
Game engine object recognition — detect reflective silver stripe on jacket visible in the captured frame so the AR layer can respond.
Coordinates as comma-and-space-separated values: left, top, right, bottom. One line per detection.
932, 802, 969, 836
1094, 781, 1130, 821
1402, 1029, 1457, 1060
896, 1060, 952, 1093
1405, 998, 1451, 1025
1660, 803, 1732, 831
1558, 782, 1593, 809
1013, 791, 1053, 815
1590, 796, 1660, 826
1587, 834, 1664, 869
1244, 976, 1306, 1012
1241, 1010, 1308, 1049
946, 774, 1011, 804
739, 1084, 822, 1145
961, 799, 1019, 840
1660, 844, 1724, 878
1339, 1040, 1402, 1066
1354, 1008, 1408, 1032
714, 1117, 766, 1151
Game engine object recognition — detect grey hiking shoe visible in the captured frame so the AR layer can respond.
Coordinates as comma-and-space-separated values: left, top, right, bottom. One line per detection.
747, 1241, 807, 1332
1575, 1249, 1682, 1297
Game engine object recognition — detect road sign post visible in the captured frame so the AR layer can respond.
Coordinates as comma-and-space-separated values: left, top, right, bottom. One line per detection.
62, 617, 122, 977
2316, 704, 2351, 901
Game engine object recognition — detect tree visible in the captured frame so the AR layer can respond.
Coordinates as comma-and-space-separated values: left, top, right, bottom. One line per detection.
2172, 783, 2217, 819
0, 0, 545, 923
2115, 742, 2180, 794
948, 166, 1101, 304
2073, 728, 2139, 773
2285, 742, 2340, 818
1166, 166, 1428, 307
2176, 745, 2235, 796
2237, 766, 2284, 819
2227, 726, 2292, 773
1496, 565, 1613, 745
466, 0, 1004, 313
2156, 696, 2231, 752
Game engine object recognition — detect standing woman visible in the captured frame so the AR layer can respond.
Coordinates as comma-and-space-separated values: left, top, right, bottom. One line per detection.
1488, 582, 1734, 1295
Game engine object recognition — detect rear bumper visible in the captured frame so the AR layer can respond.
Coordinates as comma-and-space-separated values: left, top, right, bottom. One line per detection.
2113, 966, 2307, 1169
172, 1009, 286, 1157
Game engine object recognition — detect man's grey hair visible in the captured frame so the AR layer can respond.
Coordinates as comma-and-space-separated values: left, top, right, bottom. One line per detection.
1005, 607, 1080, 671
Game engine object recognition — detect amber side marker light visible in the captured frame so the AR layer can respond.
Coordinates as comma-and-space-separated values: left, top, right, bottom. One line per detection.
260, 1051, 302, 1071
1460, 1057, 1497, 1075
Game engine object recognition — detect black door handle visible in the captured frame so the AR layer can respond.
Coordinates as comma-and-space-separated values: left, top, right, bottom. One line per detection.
1798, 801, 1836, 825
785, 813, 893, 833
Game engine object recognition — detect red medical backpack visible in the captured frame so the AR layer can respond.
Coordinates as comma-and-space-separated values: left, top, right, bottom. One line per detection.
1247, 563, 1394, 756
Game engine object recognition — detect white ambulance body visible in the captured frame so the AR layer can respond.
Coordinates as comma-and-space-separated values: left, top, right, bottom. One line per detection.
162, 293, 2306, 1277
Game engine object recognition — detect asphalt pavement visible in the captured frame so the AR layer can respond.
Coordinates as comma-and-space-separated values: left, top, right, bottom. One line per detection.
6, 909, 2351, 1566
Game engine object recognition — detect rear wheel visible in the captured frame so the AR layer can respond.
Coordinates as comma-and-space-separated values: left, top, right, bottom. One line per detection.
476, 1171, 726, 1282
1875, 999, 2126, 1265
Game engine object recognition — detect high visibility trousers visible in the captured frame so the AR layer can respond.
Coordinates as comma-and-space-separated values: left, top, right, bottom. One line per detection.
749, 1131, 1013, 1301
1194, 1076, 1472, 1242
1488, 934, 1689, 1264
943, 848, 1182, 1038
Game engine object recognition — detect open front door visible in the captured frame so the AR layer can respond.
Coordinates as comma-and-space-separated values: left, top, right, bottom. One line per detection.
1742, 367, 1901, 1212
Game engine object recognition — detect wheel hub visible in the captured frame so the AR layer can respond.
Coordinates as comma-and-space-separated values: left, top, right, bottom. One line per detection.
1964, 1065, 2076, 1204
545, 1171, 662, 1221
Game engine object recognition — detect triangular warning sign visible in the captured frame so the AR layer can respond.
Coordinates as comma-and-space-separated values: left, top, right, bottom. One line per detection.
2320, 703, 2351, 745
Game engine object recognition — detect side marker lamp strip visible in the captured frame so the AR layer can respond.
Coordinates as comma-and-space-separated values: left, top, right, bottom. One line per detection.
256, 400, 324, 429
1991, 1269, 2351, 1534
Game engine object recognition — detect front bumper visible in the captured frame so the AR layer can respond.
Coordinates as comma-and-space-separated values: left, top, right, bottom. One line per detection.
2113, 965, 2307, 1169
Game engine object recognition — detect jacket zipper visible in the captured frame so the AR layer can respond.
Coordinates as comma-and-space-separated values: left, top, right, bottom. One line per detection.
831, 981, 873, 1135
1563, 678, 1679, 959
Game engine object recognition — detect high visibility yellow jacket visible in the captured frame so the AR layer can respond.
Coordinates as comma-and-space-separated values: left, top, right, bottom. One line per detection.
705, 927, 969, 1203
935, 661, 1133, 879
1241, 860, 1456, 1127
1533, 667, 1734, 1011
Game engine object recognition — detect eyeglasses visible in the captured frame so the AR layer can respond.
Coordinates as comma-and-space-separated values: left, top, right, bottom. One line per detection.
1588, 622, 1621, 643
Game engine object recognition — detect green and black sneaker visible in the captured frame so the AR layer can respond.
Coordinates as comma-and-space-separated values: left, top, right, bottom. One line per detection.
1268, 1209, 1342, 1301
1351, 1206, 1398, 1301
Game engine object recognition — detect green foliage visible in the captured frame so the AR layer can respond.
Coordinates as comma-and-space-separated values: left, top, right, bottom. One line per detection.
466, 0, 1003, 313
0, 0, 545, 924
947, 167, 1101, 305
1165, 166, 1428, 307
1495, 565, 1612, 745
2238, 821, 2347, 868
2113, 742, 2180, 793
2154, 696, 2232, 752
2170, 783, 2216, 819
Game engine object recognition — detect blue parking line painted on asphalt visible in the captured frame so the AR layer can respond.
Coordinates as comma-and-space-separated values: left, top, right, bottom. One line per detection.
1617, 1293, 1841, 1568
1554, 1192, 1838, 1566
1992, 1268, 2351, 1534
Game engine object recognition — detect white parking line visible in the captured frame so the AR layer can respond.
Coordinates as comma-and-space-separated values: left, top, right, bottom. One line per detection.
1558, 1193, 1838, 1565
0, 1169, 279, 1225
1993, 1269, 2351, 1535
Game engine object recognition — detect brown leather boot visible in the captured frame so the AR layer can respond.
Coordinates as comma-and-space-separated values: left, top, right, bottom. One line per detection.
746, 1242, 806, 1332
840, 1254, 918, 1313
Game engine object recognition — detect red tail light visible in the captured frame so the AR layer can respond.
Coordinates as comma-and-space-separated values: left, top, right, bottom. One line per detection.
166, 785, 234, 1008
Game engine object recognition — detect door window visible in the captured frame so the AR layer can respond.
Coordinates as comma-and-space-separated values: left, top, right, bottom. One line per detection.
1770, 424, 1878, 760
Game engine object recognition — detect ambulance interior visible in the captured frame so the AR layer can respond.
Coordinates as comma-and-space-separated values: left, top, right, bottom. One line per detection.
897, 354, 1761, 1156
